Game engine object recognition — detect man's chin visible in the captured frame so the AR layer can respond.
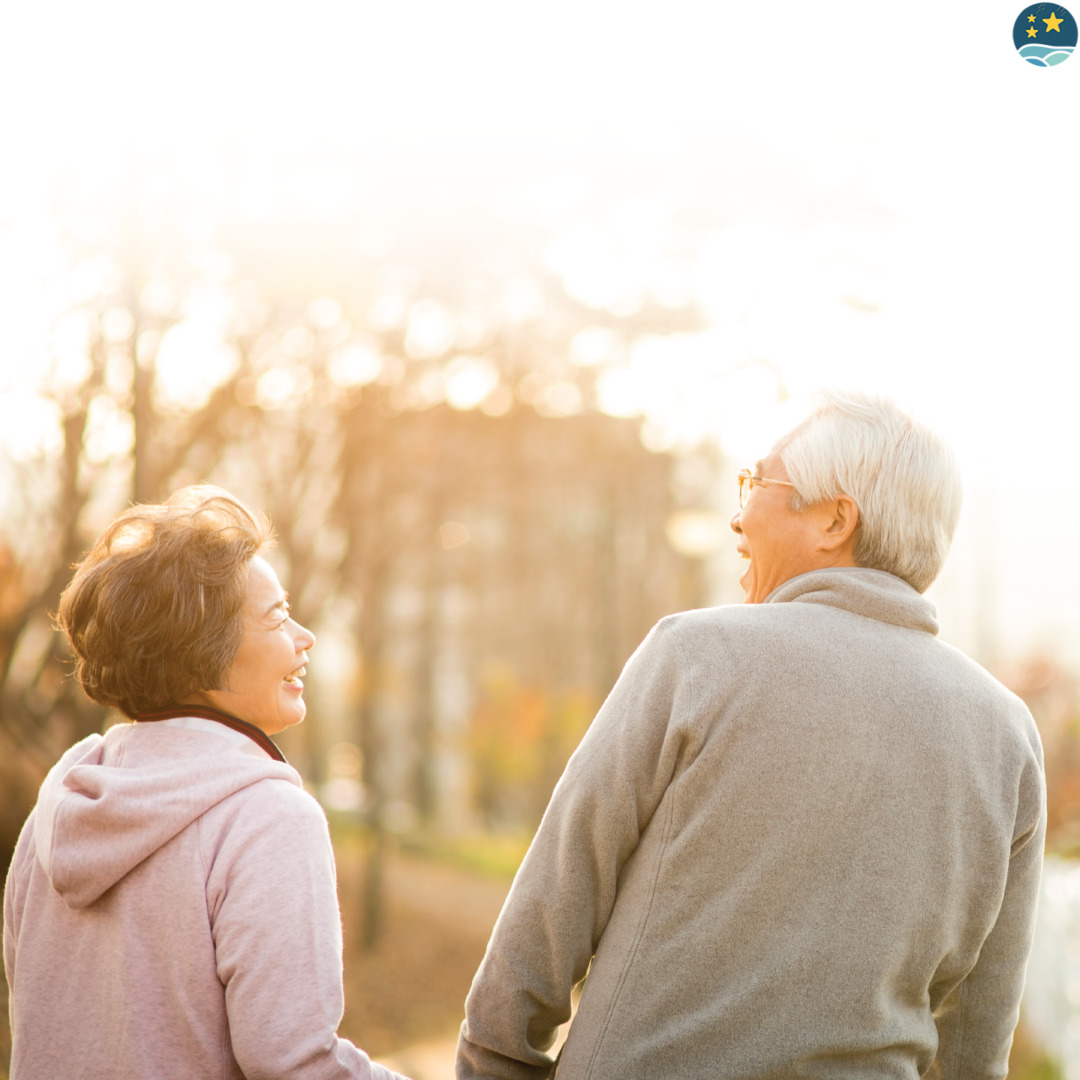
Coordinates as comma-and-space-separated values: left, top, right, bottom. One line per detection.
739, 563, 756, 603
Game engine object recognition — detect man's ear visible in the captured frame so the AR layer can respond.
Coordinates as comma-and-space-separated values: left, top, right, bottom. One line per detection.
818, 494, 859, 552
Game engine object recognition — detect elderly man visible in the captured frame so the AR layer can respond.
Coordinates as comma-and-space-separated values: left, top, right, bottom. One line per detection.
456, 392, 1045, 1079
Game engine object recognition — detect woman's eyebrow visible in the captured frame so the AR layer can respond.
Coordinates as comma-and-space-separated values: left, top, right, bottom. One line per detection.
261, 594, 289, 619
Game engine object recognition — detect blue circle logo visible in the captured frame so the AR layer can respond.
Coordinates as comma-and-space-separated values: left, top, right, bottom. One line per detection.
1014, 4, 1077, 65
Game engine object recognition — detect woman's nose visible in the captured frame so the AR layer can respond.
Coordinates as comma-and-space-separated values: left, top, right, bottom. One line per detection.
730, 509, 743, 534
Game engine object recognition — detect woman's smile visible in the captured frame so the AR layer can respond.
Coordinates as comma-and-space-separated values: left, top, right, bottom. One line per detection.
190, 556, 316, 735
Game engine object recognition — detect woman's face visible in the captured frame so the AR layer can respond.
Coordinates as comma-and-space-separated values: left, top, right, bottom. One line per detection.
195, 556, 315, 735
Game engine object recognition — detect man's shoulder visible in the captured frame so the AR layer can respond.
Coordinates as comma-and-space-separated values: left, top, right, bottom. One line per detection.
639, 603, 808, 680
657, 601, 779, 634
655, 604, 1038, 735
934, 638, 1042, 742
653, 599, 837, 651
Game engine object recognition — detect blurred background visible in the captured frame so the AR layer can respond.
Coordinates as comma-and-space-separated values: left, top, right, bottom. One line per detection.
1, 0, 1078, 1075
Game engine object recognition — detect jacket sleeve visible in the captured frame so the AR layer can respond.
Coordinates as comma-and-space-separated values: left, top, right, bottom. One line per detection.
3, 811, 36, 1004
456, 619, 693, 1080
206, 780, 408, 1080
929, 746, 1047, 1080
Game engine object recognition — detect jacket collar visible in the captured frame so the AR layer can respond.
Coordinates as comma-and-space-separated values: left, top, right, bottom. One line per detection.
764, 567, 940, 636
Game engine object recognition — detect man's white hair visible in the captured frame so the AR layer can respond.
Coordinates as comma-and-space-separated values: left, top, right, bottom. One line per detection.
775, 391, 962, 594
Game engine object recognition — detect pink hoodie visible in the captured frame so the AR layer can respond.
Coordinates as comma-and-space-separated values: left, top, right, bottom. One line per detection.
3, 720, 409, 1080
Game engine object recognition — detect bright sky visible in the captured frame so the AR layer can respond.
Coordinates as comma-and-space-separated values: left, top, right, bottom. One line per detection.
0, 0, 1077, 662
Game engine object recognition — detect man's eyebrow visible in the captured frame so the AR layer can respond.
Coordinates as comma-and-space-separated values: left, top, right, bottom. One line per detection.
753, 460, 764, 476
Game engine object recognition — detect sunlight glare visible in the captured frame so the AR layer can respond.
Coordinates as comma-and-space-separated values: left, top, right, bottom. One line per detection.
155, 322, 241, 410
569, 326, 620, 367
49, 310, 95, 389
445, 356, 499, 411
498, 276, 545, 325
0, 392, 63, 463
308, 297, 344, 330
665, 510, 730, 558
84, 394, 135, 464
404, 300, 455, 360
533, 382, 582, 419
596, 367, 641, 419
255, 365, 314, 410
328, 342, 383, 388
100, 306, 134, 343
693, 224, 792, 323
480, 385, 514, 417
709, 365, 792, 463
281, 326, 316, 360
545, 223, 626, 311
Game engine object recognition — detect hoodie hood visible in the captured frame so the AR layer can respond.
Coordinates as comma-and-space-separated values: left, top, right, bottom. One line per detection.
34, 721, 302, 909
764, 566, 940, 636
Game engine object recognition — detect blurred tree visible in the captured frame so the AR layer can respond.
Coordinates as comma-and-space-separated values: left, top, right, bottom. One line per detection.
998, 655, 1080, 855
0, 191, 723, 941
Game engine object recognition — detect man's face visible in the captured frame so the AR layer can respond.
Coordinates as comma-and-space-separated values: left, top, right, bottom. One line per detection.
730, 453, 829, 604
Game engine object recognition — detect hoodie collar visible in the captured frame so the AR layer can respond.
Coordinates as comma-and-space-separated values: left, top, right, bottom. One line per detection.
135, 705, 286, 761
763, 567, 940, 636
34, 723, 301, 910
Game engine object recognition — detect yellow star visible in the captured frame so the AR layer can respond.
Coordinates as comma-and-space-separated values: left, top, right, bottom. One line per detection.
1027, 24, 1039, 35
1044, 11, 1064, 31
1028, 12, 1036, 19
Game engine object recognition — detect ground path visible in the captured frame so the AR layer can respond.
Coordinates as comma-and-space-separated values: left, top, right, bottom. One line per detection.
336, 843, 515, 1077
380, 1036, 460, 1080
380, 845, 512, 938
366, 846, 577, 1080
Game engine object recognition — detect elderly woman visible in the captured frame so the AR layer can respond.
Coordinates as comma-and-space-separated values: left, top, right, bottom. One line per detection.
3, 487, 407, 1080
457, 392, 1045, 1079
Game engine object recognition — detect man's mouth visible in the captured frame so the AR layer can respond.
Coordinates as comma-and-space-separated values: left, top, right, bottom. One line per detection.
737, 549, 753, 596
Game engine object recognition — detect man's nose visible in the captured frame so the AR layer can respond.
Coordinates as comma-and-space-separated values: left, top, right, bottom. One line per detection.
730, 509, 743, 534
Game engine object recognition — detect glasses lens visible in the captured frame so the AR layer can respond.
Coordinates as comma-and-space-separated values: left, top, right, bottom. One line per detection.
738, 472, 750, 507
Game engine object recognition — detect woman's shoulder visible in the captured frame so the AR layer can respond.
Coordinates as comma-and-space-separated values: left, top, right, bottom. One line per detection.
200, 774, 333, 873
218, 769, 325, 822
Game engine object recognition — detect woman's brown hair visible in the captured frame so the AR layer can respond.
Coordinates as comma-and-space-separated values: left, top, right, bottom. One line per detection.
56, 486, 274, 718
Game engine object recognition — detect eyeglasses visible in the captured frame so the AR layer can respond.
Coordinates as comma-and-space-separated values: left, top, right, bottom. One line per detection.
737, 468, 797, 508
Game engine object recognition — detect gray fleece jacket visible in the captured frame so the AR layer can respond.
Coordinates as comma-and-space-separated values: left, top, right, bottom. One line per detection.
456, 568, 1046, 1080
